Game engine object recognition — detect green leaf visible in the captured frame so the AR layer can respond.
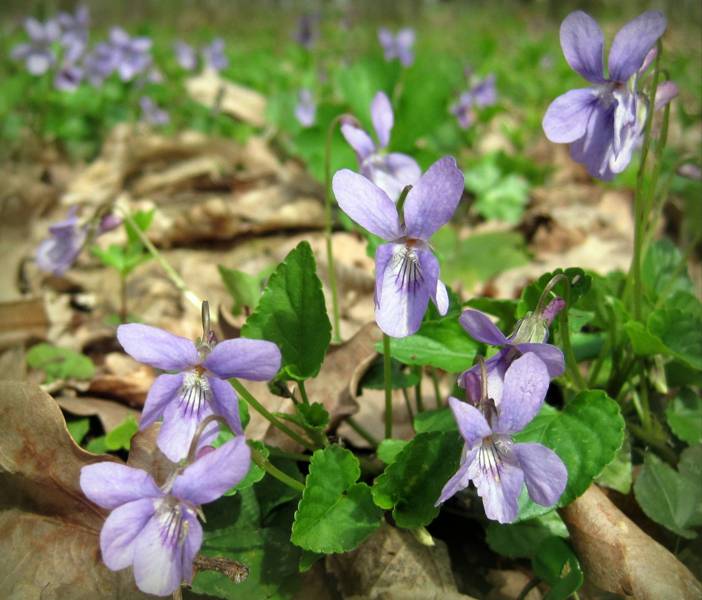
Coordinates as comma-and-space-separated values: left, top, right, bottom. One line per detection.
642, 238, 694, 303
595, 436, 632, 494
515, 390, 625, 519
624, 320, 669, 356
517, 267, 591, 318
359, 356, 420, 391
26, 343, 95, 383
379, 317, 479, 372
372, 431, 463, 528
91, 244, 127, 271
413, 407, 458, 434
242, 242, 331, 380
296, 402, 329, 431
67, 418, 90, 445
633, 447, 702, 539
486, 511, 568, 559
218, 265, 261, 316
474, 173, 530, 224
85, 436, 107, 454
532, 537, 584, 600
648, 308, 702, 370
377, 439, 408, 465
193, 489, 301, 599
291, 446, 382, 553
104, 416, 138, 451
666, 388, 702, 444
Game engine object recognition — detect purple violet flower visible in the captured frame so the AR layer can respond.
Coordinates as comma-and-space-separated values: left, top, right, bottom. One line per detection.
295, 13, 320, 50
452, 74, 498, 129
116, 323, 281, 461
36, 208, 87, 275
80, 435, 250, 596
174, 40, 197, 71
202, 38, 228, 71
378, 27, 415, 67
436, 353, 568, 523
294, 89, 316, 127
341, 91, 421, 202
83, 41, 119, 86
543, 11, 676, 180
332, 156, 464, 338
109, 27, 152, 82
57, 5, 89, 57
140, 96, 170, 126
11, 17, 61, 75
459, 307, 565, 405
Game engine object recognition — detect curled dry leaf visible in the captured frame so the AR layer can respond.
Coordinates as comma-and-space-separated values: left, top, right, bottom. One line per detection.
57, 394, 140, 432
561, 484, 702, 599
326, 522, 478, 600
127, 422, 176, 487
0, 381, 149, 599
87, 353, 155, 408
0, 297, 49, 350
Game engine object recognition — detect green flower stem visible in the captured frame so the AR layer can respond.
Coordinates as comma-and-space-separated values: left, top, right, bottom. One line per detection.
231, 379, 315, 451
346, 416, 380, 448
324, 114, 347, 343
383, 333, 393, 438
402, 387, 415, 422
555, 276, 587, 391
250, 444, 305, 492
266, 447, 311, 462
118, 208, 202, 311
298, 380, 311, 406
430, 369, 443, 409
414, 366, 424, 412
631, 40, 662, 321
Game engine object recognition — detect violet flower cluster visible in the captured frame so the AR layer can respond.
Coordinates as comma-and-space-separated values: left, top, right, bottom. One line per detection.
436, 352, 567, 523
173, 39, 229, 72
36, 208, 121, 276
378, 27, 415, 67
543, 10, 678, 180
294, 89, 317, 128
452, 73, 498, 129
341, 92, 421, 202
333, 156, 464, 338
80, 315, 281, 595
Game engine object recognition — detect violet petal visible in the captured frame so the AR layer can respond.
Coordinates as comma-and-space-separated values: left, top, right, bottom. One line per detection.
207, 376, 244, 435
559, 11, 605, 83
448, 396, 491, 447
543, 87, 598, 143
608, 11, 666, 83
131, 513, 183, 596
459, 309, 509, 346
117, 324, 199, 372
80, 463, 161, 510
157, 399, 216, 462
140, 373, 183, 429
435, 447, 477, 505
496, 353, 550, 434
203, 338, 281, 381
371, 91, 394, 148
100, 498, 156, 570
514, 442, 568, 506
516, 343, 566, 378
340, 123, 375, 161
467, 446, 524, 524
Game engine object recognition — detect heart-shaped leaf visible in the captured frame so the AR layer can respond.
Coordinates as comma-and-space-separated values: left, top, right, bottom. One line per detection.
291, 446, 382, 553
372, 431, 463, 528
242, 241, 331, 380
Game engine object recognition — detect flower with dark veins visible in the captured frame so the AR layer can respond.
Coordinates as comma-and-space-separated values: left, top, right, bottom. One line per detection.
436, 353, 567, 523
378, 27, 415, 67
117, 322, 281, 461
332, 156, 464, 337
80, 435, 250, 596
341, 91, 421, 202
543, 11, 676, 180
459, 306, 565, 405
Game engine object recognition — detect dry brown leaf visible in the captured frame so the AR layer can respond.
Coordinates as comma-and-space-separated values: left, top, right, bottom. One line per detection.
186, 69, 267, 127
0, 297, 49, 350
57, 394, 140, 432
87, 353, 155, 409
561, 485, 702, 599
0, 381, 149, 599
127, 423, 176, 487
486, 570, 542, 600
326, 522, 478, 600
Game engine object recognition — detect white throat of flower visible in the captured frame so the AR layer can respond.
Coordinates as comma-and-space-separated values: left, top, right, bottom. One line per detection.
391, 243, 424, 292
155, 497, 194, 551
179, 371, 212, 417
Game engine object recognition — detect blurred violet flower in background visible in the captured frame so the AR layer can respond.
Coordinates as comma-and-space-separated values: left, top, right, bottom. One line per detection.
54, 38, 85, 91
295, 13, 320, 50
140, 96, 170, 125
341, 91, 421, 202
294, 89, 317, 127
80, 436, 251, 596
57, 5, 89, 56
378, 27, 415, 67
36, 208, 87, 275
84, 41, 119, 85
451, 73, 498, 129
436, 353, 567, 523
11, 17, 61, 75
108, 27, 152, 81
116, 323, 281, 461
543, 11, 677, 180
202, 38, 228, 71
332, 157, 464, 337
459, 307, 565, 405
173, 40, 197, 71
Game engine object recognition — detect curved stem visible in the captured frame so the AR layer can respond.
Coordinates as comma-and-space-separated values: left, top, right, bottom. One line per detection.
324, 114, 348, 343
346, 416, 380, 448
556, 276, 587, 391
118, 208, 202, 311
383, 333, 393, 438
231, 379, 315, 451
267, 447, 311, 462
250, 444, 305, 492
298, 380, 311, 406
